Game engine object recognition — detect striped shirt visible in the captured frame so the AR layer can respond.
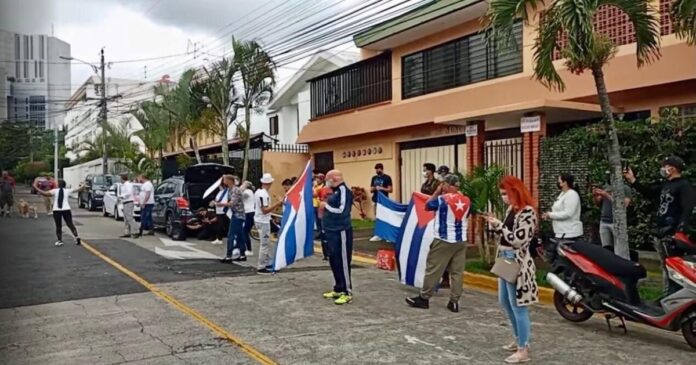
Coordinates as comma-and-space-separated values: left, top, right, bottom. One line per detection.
425, 192, 472, 243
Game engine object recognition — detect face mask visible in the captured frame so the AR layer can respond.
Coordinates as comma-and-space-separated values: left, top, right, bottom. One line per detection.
660, 167, 670, 178
422, 171, 428, 178
326, 180, 334, 188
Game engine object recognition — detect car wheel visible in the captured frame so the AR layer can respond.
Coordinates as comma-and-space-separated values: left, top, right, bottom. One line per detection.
166, 213, 186, 241
102, 204, 108, 217
78, 196, 84, 209
87, 198, 94, 211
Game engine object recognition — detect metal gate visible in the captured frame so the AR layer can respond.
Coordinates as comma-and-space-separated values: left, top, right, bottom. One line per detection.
400, 145, 458, 201
484, 138, 523, 179
229, 148, 263, 185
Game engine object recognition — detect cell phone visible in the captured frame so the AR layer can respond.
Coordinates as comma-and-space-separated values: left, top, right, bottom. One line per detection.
621, 159, 630, 172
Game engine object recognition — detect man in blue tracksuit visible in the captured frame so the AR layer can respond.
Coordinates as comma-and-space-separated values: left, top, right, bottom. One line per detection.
320, 169, 354, 305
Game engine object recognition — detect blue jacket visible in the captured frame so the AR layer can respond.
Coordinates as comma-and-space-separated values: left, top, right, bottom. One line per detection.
323, 183, 353, 232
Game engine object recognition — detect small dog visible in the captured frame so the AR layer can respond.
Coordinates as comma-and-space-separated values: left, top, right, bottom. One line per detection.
17, 199, 38, 219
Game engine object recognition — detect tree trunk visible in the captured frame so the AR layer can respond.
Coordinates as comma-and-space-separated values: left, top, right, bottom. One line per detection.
190, 136, 202, 164
591, 66, 630, 260
241, 107, 251, 181
220, 118, 230, 166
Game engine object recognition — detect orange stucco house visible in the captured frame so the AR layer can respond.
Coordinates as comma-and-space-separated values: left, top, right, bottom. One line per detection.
297, 0, 696, 217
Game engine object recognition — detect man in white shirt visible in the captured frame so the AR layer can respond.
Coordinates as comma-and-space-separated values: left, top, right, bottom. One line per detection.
255, 173, 283, 273
118, 174, 139, 239
242, 181, 256, 257
33, 179, 86, 246
137, 174, 156, 236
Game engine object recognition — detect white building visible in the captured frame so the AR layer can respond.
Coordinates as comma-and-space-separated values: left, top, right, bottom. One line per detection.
0, 29, 71, 130
266, 51, 359, 144
64, 75, 167, 161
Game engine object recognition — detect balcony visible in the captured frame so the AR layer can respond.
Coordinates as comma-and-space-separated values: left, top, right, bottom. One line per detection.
309, 52, 391, 119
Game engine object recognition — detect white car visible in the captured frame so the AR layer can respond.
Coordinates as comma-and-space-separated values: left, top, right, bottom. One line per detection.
102, 182, 142, 221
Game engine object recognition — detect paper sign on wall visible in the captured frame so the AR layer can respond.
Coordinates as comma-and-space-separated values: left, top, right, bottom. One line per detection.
465, 124, 478, 137
520, 116, 541, 133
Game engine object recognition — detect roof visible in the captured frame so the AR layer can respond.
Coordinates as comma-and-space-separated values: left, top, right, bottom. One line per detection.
354, 0, 484, 49
268, 50, 359, 110
162, 133, 275, 158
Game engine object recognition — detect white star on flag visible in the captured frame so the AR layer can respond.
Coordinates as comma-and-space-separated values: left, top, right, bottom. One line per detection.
455, 200, 465, 211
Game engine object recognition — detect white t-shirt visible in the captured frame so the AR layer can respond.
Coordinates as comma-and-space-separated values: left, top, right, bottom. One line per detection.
214, 188, 229, 215
243, 189, 255, 213
52, 188, 73, 211
254, 189, 271, 223
119, 181, 134, 203
140, 181, 155, 205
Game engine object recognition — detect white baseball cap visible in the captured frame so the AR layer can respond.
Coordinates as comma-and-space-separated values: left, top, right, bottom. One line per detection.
260, 173, 275, 184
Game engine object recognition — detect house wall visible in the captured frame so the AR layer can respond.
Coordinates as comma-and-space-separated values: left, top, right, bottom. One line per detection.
261, 151, 310, 200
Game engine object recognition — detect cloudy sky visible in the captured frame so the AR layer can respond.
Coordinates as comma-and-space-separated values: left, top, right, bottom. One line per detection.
0, 0, 416, 93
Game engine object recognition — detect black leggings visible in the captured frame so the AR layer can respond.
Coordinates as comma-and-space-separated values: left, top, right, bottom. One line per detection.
216, 214, 229, 240
53, 210, 78, 241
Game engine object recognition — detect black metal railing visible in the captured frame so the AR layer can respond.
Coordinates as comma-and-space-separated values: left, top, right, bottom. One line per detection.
309, 52, 391, 119
484, 138, 523, 179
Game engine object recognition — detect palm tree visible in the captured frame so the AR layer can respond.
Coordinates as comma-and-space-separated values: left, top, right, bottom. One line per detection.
201, 57, 240, 166
486, 0, 661, 260
73, 123, 139, 164
233, 38, 276, 181
673, 0, 696, 45
131, 100, 170, 175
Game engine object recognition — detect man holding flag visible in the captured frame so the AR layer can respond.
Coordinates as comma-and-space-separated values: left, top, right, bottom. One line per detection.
406, 174, 471, 313
321, 169, 355, 305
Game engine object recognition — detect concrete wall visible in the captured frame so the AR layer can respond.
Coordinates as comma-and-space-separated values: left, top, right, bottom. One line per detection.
261, 151, 310, 201
46, 36, 70, 130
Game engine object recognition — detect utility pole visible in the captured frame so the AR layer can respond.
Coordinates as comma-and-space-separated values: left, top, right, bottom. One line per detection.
100, 48, 107, 175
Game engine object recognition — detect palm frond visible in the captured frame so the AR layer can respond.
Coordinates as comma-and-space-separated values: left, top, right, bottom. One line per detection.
533, 4, 566, 91
600, 0, 661, 65
671, 0, 696, 45
485, 0, 546, 49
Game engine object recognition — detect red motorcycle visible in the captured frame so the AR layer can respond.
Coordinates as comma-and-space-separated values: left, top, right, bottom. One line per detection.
544, 232, 696, 349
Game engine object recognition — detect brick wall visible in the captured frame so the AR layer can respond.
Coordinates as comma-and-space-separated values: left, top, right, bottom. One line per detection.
522, 114, 546, 200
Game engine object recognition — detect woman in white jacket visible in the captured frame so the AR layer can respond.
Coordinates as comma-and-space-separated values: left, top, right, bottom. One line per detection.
542, 174, 583, 240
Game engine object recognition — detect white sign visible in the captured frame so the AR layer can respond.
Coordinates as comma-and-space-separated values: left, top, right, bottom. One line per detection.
520, 116, 541, 133
465, 124, 478, 137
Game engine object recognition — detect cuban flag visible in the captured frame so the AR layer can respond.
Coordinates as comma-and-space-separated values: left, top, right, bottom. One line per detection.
374, 193, 408, 243
396, 192, 436, 288
273, 161, 315, 271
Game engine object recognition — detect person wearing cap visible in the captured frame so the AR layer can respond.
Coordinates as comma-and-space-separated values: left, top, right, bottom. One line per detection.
436, 165, 450, 181
369, 163, 393, 241
255, 173, 284, 273
624, 156, 696, 295
406, 174, 472, 313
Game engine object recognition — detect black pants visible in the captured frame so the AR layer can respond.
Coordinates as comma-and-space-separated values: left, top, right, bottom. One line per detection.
243, 212, 254, 251
326, 228, 353, 295
216, 214, 229, 240
53, 210, 78, 241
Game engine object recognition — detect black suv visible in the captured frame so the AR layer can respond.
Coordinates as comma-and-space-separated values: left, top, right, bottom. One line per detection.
153, 164, 234, 240
78, 174, 115, 211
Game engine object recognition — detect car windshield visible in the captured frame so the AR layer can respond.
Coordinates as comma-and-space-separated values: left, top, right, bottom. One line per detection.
93, 176, 113, 186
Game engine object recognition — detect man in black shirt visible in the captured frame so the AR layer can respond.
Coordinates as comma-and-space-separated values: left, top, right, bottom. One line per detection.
421, 163, 439, 195
624, 156, 696, 295
369, 163, 393, 242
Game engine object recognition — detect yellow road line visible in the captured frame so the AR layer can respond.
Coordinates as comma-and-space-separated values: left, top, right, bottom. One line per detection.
81, 241, 277, 365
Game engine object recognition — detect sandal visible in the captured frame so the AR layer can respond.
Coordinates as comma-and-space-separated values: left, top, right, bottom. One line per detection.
502, 341, 518, 352
504, 350, 530, 363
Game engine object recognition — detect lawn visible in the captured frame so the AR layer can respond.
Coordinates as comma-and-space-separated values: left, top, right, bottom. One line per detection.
352, 219, 375, 230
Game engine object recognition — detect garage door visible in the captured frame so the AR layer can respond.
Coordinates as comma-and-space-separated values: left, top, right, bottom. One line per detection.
400, 145, 461, 201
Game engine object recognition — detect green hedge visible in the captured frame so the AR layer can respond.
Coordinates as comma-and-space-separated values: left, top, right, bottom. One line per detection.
540, 109, 695, 250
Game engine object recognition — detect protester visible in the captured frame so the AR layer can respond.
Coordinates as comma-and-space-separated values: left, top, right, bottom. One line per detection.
220, 175, 247, 263
369, 163, 393, 241
542, 174, 582, 240
242, 180, 255, 257
0, 170, 16, 217
406, 174, 472, 312
625, 156, 696, 295
34, 175, 56, 216
33, 179, 85, 246
255, 173, 284, 273
186, 207, 218, 240
118, 174, 140, 239
483, 176, 539, 364
436, 165, 450, 181
420, 163, 439, 195
137, 174, 156, 236
592, 173, 632, 250
282, 178, 294, 193
321, 169, 355, 305
313, 174, 329, 259
211, 178, 230, 245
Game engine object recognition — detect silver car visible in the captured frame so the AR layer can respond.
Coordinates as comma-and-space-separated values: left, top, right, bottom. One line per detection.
102, 182, 142, 221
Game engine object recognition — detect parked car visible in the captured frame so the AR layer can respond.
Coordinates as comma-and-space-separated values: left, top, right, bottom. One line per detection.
102, 182, 143, 221
153, 163, 234, 240
78, 174, 115, 211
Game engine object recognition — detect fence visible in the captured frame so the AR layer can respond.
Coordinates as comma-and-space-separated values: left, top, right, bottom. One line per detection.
484, 138, 523, 179
268, 144, 309, 154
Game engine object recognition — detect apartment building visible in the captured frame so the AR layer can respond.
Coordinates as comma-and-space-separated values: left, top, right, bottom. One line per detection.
297, 0, 696, 214
0, 29, 71, 130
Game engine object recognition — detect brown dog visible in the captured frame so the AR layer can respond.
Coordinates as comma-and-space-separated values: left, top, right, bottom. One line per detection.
17, 199, 38, 219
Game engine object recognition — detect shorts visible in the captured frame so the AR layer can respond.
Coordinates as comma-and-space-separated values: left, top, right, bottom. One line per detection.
0, 193, 14, 207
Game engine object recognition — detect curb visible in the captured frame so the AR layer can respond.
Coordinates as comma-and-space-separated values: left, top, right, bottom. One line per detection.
314, 244, 554, 306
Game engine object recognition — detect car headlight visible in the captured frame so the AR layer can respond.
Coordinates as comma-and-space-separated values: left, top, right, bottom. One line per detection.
94, 190, 105, 196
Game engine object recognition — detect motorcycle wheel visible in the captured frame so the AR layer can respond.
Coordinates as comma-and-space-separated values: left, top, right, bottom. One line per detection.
682, 311, 696, 349
553, 291, 593, 322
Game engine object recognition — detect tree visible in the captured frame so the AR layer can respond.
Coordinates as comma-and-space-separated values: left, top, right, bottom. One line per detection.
132, 101, 170, 162
486, 0, 661, 259
73, 123, 138, 164
673, 0, 696, 45
201, 57, 240, 166
233, 38, 276, 181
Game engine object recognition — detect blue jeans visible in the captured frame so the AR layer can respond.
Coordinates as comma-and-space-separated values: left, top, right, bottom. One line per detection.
139, 204, 154, 233
226, 218, 245, 257
498, 250, 531, 348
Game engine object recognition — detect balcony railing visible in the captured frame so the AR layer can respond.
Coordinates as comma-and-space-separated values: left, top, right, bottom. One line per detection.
309, 52, 391, 119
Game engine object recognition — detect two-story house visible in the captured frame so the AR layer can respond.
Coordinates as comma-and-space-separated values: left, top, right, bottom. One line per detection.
297, 0, 696, 213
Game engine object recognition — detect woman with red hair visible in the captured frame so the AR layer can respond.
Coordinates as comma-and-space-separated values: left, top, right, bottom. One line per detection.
483, 176, 539, 363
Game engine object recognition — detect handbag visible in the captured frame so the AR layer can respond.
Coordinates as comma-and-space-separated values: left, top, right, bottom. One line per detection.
490, 249, 520, 283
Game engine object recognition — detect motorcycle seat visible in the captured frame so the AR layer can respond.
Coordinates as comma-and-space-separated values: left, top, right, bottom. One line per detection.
569, 241, 647, 280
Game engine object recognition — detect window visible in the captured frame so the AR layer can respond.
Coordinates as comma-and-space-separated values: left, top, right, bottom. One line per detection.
14, 34, 20, 60
39, 36, 44, 59
23, 61, 29, 78
402, 22, 523, 99
15, 62, 20, 77
23, 35, 29, 59
662, 104, 696, 121
34, 60, 38, 77
269, 115, 279, 136
313, 152, 334, 174
38, 61, 43, 78
30, 36, 33, 59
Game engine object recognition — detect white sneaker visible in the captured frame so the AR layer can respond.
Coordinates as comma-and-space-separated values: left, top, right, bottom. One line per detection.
245, 250, 253, 257
211, 239, 222, 245
231, 248, 241, 259
54, 241, 64, 247
369, 235, 382, 242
